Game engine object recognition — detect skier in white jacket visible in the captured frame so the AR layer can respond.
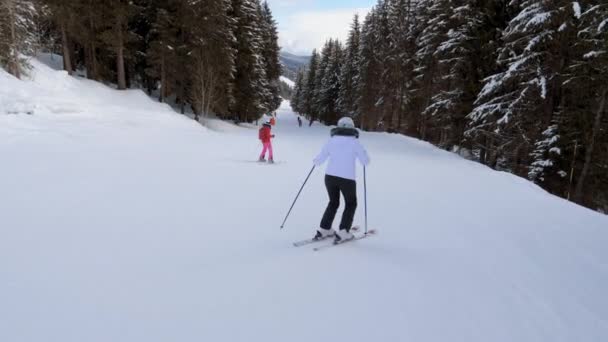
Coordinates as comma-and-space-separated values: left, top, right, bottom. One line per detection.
313, 117, 370, 243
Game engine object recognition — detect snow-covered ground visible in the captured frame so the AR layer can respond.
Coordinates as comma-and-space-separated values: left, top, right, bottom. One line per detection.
1, 59, 608, 342
280, 75, 295, 87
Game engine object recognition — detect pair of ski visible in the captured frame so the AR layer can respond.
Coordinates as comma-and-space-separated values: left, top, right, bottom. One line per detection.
293, 226, 377, 251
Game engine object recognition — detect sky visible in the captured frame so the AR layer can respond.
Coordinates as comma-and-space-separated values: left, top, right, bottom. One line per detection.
265, 0, 375, 56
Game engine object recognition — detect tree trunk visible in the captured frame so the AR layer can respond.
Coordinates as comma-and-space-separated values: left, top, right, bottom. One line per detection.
68, 38, 76, 73
85, 44, 93, 79
116, 46, 126, 89
397, 85, 404, 133
84, 40, 98, 80
87, 1, 98, 80
479, 135, 487, 164
6, 0, 21, 79
91, 40, 98, 79
61, 22, 73, 75
573, 88, 607, 203
159, 55, 165, 102
419, 116, 427, 140
116, 18, 126, 90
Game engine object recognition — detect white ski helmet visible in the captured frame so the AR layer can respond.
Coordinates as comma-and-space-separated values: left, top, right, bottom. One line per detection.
337, 117, 355, 129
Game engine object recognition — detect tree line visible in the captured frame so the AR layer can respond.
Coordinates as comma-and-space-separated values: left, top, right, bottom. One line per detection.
291, 0, 608, 213
0, 0, 282, 122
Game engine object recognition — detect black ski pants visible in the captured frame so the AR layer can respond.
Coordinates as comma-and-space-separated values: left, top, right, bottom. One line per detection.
320, 174, 357, 231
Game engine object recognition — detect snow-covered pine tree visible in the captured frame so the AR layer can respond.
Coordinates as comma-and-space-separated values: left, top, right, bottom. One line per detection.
45, 0, 76, 75
312, 39, 333, 122
383, 0, 418, 134
370, 0, 392, 130
98, 0, 134, 90
412, 0, 452, 140
230, 0, 269, 122
259, 1, 282, 113
145, 5, 179, 103
528, 122, 565, 189
291, 68, 305, 114
186, 0, 236, 121
302, 49, 319, 123
318, 39, 344, 125
419, 0, 485, 148
357, 8, 383, 130
69, 0, 104, 80
467, 0, 572, 174
560, 1, 608, 206
174, 3, 195, 114
337, 14, 361, 118
0, 0, 37, 78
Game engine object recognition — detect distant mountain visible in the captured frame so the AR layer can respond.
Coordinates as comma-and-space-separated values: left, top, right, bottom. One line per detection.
280, 51, 310, 82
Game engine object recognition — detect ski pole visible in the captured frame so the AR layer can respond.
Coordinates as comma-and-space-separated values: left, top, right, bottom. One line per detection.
364, 166, 368, 235
280, 165, 315, 229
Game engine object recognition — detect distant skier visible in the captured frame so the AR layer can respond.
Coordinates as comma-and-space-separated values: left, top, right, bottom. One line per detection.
313, 117, 370, 243
258, 120, 275, 163
297, 116, 302, 127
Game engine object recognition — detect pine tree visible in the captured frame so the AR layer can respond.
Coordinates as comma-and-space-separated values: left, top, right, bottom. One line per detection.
561, 1, 608, 206
467, 0, 571, 173
45, 0, 76, 75
173, 3, 192, 114
370, 0, 392, 130
98, 0, 134, 89
318, 39, 343, 124
146, 4, 179, 103
70, 0, 104, 80
418, 0, 486, 148
412, 0, 452, 140
0, 0, 37, 78
383, 0, 418, 134
357, 9, 383, 130
291, 68, 305, 113
259, 1, 281, 112
312, 39, 333, 122
338, 14, 361, 117
186, 0, 236, 120
302, 49, 319, 123
231, 0, 269, 122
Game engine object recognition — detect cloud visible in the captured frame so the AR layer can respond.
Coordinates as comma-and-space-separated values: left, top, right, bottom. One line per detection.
278, 7, 370, 55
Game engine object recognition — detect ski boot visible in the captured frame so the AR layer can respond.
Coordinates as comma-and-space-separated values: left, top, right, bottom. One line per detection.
334, 229, 354, 243
314, 227, 335, 240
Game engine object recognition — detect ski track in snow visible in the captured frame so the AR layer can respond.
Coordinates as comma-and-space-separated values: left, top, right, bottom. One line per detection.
1, 57, 608, 342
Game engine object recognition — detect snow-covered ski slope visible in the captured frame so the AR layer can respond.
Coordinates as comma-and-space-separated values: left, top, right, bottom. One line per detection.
1, 58, 608, 342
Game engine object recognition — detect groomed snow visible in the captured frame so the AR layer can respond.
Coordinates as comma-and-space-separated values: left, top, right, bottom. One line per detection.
1, 58, 608, 342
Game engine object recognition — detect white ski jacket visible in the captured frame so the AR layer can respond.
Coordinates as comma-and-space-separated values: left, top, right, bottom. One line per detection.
313, 136, 370, 180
